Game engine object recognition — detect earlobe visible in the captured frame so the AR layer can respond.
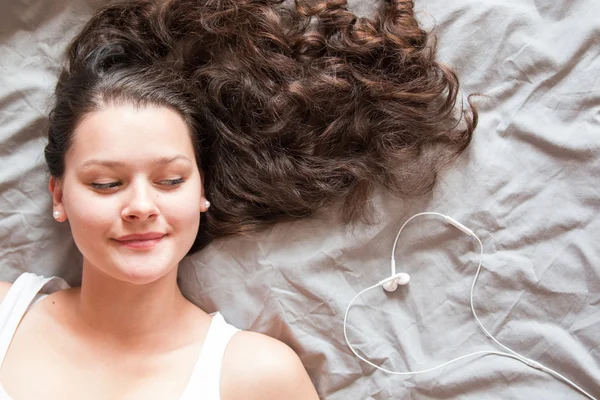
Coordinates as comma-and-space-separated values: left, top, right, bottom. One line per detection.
48, 176, 67, 222
199, 170, 209, 212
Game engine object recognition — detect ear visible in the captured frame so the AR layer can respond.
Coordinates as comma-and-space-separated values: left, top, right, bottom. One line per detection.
48, 176, 67, 222
199, 170, 209, 212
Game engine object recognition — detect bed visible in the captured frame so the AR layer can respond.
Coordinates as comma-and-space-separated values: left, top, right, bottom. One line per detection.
1, 0, 598, 398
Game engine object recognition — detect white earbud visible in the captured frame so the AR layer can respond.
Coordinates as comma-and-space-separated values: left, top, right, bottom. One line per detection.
380, 273, 411, 292
379, 215, 472, 293
380, 257, 410, 292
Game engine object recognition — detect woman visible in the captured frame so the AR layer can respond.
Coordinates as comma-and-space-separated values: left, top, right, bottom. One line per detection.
0, 0, 476, 398
0, 97, 318, 400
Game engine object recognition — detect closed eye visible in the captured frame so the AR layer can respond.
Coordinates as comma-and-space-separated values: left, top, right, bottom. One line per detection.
91, 182, 120, 189
159, 178, 185, 186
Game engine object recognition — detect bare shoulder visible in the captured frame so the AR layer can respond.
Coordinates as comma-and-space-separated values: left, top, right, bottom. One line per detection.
0, 281, 13, 303
221, 331, 319, 400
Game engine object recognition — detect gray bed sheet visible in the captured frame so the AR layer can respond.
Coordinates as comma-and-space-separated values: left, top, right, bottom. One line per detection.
1, 0, 599, 399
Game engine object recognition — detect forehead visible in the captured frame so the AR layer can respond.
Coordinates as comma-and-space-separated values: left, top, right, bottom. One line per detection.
67, 103, 195, 167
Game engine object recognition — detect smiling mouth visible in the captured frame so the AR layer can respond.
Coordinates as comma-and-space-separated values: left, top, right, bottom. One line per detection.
114, 235, 165, 250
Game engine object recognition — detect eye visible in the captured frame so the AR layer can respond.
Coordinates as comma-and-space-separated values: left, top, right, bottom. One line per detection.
159, 178, 185, 186
91, 182, 121, 189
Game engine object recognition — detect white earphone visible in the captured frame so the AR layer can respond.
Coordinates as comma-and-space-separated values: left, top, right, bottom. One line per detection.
379, 271, 410, 292
343, 212, 597, 400
380, 213, 473, 292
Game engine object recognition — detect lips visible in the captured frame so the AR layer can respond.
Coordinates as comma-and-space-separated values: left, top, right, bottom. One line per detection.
116, 232, 165, 241
114, 232, 166, 249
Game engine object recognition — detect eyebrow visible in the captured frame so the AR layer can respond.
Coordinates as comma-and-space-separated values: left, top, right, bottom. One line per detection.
79, 155, 193, 170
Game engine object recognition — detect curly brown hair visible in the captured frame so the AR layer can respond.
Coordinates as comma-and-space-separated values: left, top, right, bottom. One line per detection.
45, 0, 477, 253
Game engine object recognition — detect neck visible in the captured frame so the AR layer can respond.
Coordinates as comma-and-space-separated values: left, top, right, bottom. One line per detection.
70, 263, 193, 348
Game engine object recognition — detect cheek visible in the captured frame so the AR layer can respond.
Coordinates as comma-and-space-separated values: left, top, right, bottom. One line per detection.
165, 189, 202, 229
63, 185, 118, 248
61, 189, 118, 258
157, 173, 202, 228
62, 189, 117, 234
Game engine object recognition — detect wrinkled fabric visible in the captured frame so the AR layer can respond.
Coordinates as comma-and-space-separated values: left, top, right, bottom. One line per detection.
1, 0, 599, 399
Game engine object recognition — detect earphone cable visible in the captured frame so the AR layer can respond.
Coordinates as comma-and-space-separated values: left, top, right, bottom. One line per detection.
344, 213, 598, 400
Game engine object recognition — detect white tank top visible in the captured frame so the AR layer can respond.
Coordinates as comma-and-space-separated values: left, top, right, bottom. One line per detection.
0, 272, 239, 400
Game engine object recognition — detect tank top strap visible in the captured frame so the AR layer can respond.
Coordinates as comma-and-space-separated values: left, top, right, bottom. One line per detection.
179, 312, 240, 400
0, 273, 69, 368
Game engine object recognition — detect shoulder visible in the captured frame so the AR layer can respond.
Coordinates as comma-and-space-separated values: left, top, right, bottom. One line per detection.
0, 281, 13, 303
221, 330, 319, 400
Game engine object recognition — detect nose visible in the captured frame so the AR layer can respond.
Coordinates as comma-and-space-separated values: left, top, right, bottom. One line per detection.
121, 180, 160, 221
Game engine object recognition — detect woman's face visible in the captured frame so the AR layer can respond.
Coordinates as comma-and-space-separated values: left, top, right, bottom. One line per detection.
50, 103, 204, 285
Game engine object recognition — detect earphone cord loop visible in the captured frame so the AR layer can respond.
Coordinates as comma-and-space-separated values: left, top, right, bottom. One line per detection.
344, 213, 598, 400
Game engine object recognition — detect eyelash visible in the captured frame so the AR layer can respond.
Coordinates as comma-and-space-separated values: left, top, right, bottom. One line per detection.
162, 178, 185, 186
91, 182, 120, 189
91, 178, 185, 190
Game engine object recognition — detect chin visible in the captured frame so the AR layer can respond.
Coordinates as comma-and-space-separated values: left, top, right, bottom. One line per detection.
117, 269, 174, 286
111, 257, 178, 286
